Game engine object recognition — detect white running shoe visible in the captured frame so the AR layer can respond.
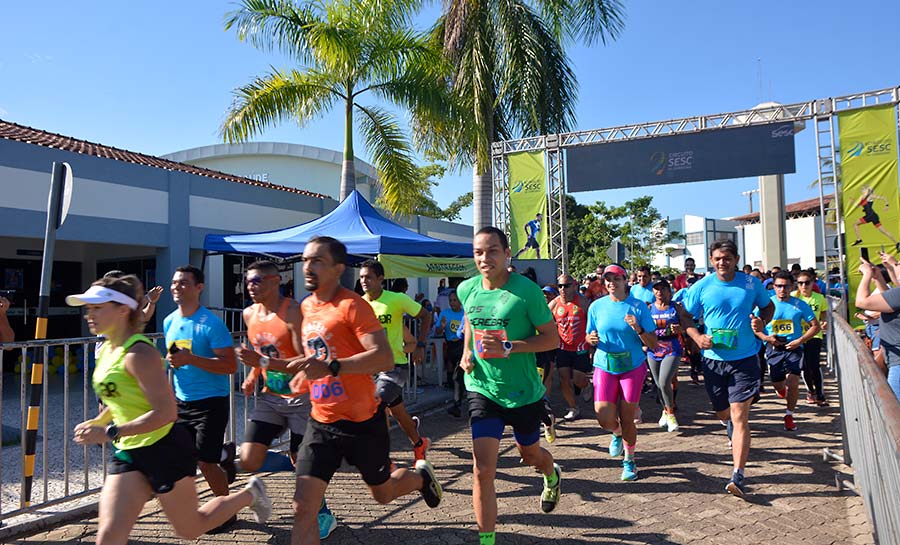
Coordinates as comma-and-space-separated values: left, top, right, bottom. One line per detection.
245, 476, 272, 524
666, 413, 680, 432
657, 412, 668, 428
563, 407, 580, 421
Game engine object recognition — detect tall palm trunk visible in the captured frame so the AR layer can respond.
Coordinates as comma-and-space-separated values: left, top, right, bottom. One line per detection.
340, 95, 355, 200
472, 166, 493, 232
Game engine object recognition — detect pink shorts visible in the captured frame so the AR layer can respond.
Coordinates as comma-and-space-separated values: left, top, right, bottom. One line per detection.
593, 364, 647, 404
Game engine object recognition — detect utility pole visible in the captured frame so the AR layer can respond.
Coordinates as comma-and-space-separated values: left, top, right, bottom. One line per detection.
741, 189, 760, 214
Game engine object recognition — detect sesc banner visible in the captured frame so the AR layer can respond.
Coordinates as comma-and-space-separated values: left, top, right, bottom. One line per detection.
839, 104, 900, 319
508, 151, 548, 259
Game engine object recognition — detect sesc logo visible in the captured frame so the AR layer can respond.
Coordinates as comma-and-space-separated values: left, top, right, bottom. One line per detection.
651, 150, 693, 175
512, 179, 542, 193
846, 139, 892, 158
770, 125, 794, 138
650, 152, 668, 175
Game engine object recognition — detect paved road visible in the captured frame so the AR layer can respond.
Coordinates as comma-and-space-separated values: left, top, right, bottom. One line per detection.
13, 368, 874, 545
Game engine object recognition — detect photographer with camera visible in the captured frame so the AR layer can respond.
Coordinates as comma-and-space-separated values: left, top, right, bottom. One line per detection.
0, 293, 13, 344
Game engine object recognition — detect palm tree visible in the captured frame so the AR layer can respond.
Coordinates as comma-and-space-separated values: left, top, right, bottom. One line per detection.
221, 0, 449, 215
431, 0, 625, 231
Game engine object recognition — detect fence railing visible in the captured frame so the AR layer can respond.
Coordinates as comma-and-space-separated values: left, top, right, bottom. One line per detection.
829, 302, 900, 545
0, 307, 249, 524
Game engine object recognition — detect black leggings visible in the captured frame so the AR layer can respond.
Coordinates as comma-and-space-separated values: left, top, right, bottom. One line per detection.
802, 337, 824, 398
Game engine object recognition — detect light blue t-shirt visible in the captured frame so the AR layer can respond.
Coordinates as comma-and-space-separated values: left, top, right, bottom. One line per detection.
682, 272, 772, 361
163, 306, 233, 401
629, 284, 655, 305
586, 295, 656, 374
437, 308, 466, 342
761, 295, 816, 343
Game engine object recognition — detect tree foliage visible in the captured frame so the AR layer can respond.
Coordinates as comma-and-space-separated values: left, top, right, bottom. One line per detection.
566, 194, 681, 278
377, 163, 473, 221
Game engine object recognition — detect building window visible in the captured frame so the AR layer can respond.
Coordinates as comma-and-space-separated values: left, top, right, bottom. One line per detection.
714, 231, 735, 242
685, 232, 704, 245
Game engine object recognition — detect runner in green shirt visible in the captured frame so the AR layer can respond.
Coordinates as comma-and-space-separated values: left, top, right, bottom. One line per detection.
792, 269, 829, 406
457, 227, 560, 545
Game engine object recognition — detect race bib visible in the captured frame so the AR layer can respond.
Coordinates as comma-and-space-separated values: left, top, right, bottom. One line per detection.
771, 319, 795, 336
606, 351, 633, 373
652, 340, 676, 359
309, 376, 349, 404
265, 370, 293, 396
473, 329, 508, 359
710, 328, 738, 350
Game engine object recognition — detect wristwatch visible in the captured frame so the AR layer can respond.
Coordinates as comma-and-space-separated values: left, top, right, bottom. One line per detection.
105, 423, 120, 442
259, 355, 270, 369
501, 340, 513, 357
328, 359, 341, 377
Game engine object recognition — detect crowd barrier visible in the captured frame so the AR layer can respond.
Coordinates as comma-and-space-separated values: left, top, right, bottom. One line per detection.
828, 300, 900, 545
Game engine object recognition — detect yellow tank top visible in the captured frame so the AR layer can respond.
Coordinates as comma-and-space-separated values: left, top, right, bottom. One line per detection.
93, 334, 172, 450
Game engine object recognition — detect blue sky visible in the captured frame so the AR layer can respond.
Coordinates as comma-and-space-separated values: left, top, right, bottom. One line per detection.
2, 1, 899, 224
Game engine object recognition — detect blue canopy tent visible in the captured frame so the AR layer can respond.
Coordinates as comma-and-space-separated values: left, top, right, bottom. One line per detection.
203, 190, 473, 264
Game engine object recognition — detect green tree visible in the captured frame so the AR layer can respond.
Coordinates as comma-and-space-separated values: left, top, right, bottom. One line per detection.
430, 0, 625, 231
566, 194, 680, 277
221, 0, 449, 216
377, 163, 473, 221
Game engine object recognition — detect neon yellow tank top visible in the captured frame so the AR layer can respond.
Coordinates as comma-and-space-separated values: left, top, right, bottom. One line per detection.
93, 334, 172, 450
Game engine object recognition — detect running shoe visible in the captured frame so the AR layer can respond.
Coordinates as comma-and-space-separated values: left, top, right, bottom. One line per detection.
621, 459, 638, 481
784, 414, 797, 431
318, 511, 338, 540
412, 415, 421, 433
816, 397, 830, 407
657, 412, 668, 428
415, 459, 443, 508
581, 381, 593, 402
245, 476, 272, 523
726, 473, 746, 498
805, 394, 818, 405
221, 441, 237, 484
540, 463, 562, 513
775, 386, 787, 399
543, 412, 557, 444
666, 413, 680, 433
413, 437, 431, 461
608, 434, 624, 458
563, 407, 580, 421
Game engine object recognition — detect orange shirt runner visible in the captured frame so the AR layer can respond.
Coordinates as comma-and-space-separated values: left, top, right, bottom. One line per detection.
246, 298, 302, 397
299, 287, 384, 424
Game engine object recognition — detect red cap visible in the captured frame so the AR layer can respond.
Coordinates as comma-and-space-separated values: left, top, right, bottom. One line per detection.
602, 264, 627, 278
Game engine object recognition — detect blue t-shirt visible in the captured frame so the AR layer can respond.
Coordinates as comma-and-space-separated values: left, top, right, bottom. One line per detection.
629, 284, 654, 305
525, 219, 540, 237
761, 296, 816, 343
586, 295, 656, 374
164, 307, 234, 401
682, 272, 772, 361
437, 308, 465, 342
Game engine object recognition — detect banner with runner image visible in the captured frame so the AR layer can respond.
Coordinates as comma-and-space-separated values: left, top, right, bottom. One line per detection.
508, 151, 548, 260
838, 104, 900, 320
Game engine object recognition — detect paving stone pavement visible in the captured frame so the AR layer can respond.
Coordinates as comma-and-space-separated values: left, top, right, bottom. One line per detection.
12, 368, 875, 545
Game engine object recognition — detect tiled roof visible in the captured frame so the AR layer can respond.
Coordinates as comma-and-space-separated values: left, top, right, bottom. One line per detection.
0, 119, 329, 199
729, 194, 834, 223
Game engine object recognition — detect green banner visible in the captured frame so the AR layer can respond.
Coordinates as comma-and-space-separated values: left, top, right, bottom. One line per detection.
377, 254, 477, 278
508, 151, 548, 259
839, 104, 900, 320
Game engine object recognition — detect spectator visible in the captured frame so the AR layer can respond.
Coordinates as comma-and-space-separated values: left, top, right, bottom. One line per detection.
855, 260, 900, 401
0, 295, 13, 345
435, 279, 451, 313
674, 257, 703, 290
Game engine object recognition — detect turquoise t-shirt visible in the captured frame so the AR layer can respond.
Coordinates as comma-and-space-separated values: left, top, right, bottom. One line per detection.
585, 295, 656, 374
629, 284, 655, 305
682, 272, 772, 361
760, 295, 816, 343
457, 273, 554, 409
437, 308, 465, 341
163, 307, 233, 401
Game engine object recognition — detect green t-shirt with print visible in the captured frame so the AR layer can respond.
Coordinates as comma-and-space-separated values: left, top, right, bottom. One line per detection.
792, 290, 827, 339
457, 273, 554, 409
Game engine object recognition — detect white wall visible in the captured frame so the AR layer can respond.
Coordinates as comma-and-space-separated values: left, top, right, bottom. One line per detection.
740, 216, 822, 270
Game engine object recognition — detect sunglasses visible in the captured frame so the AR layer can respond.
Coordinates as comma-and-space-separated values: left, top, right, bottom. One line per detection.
557, 283, 572, 288
773, 283, 792, 289
246, 274, 279, 285
796, 280, 811, 285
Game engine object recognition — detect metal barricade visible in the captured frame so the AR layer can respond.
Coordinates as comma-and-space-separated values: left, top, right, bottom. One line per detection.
0, 321, 249, 525
829, 306, 900, 545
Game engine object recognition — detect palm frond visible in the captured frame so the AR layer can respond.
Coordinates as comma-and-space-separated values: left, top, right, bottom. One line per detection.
355, 104, 420, 216
564, 0, 625, 46
221, 68, 341, 143
224, 0, 321, 65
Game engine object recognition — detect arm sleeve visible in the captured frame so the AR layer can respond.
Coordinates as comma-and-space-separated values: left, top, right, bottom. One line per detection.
754, 279, 771, 309
402, 294, 423, 317
681, 284, 700, 317
208, 318, 234, 349
881, 287, 900, 311
638, 305, 656, 333
799, 301, 816, 323
348, 299, 384, 337
585, 301, 597, 333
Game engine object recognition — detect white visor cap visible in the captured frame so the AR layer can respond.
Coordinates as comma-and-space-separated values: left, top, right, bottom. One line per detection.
66, 285, 139, 310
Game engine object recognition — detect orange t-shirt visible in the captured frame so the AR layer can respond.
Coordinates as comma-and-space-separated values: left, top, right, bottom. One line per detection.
300, 288, 384, 423
246, 298, 301, 398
